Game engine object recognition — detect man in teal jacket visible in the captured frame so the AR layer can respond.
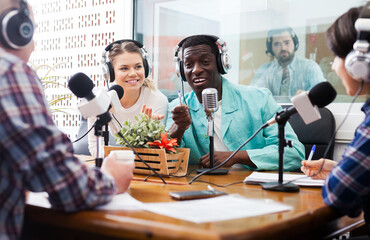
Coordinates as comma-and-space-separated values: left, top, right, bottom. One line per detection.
166, 35, 304, 171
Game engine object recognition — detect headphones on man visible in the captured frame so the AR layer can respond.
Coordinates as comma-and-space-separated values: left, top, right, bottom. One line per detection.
265, 27, 299, 56
344, 2, 370, 82
0, 0, 34, 50
101, 39, 151, 83
174, 35, 231, 82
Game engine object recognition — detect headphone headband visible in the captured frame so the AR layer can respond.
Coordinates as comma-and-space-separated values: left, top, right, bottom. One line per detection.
104, 39, 144, 52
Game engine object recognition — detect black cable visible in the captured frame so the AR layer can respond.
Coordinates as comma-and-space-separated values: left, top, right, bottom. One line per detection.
72, 121, 95, 143
307, 80, 364, 178
169, 168, 196, 178
194, 179, 245, 188
322, 80, 364, 159
277, 176, 314, 186
73, 113, 121, 145
189, 123, 269, 184
112, 113, 122, 128
143, 168, 196, 181
116, 131, 167, 184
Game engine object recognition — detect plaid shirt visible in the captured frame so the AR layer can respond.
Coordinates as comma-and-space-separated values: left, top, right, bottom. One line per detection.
323, 98, 370, 233
0, 48, 117, 240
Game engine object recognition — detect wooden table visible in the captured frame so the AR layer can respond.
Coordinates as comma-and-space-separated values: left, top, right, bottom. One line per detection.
23, 160, 364, 240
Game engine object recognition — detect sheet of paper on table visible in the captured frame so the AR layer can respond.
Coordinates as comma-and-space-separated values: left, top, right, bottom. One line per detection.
244, 172, 324, 187
28, 192, 293, 223
141, 194, 292, 223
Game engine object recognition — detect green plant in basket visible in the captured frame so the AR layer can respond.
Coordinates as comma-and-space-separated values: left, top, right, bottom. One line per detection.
115, 113, 179, 153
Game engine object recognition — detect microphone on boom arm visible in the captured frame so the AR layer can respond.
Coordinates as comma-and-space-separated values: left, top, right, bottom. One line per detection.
267, 82, 337, 126
262, 81, 337, 192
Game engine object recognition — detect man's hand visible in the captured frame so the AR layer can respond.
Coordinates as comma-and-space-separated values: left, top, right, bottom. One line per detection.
200, 151, 255, 168
168, 105, 192, 141
101, 154, 135, 194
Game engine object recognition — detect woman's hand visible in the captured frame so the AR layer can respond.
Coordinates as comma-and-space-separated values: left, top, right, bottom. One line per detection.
141, 104, 165, 120
301, 158, 337, 180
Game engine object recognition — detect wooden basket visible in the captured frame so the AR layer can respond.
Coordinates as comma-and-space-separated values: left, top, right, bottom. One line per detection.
104, 146, 190, 176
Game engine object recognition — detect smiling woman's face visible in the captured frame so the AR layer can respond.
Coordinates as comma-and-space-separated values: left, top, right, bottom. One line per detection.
113, 52, 145, 92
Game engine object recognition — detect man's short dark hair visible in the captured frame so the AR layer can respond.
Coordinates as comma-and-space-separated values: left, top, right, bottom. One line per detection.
181, 35, 219, 60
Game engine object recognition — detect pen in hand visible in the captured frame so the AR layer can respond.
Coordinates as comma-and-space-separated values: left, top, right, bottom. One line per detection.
177, 90, 183, 105
307, 144, 316, 162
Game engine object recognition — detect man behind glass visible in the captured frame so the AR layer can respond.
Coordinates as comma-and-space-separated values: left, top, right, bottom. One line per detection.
251, 27, 326, 101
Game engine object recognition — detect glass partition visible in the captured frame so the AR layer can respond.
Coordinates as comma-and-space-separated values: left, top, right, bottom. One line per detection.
134, 0, 367, 103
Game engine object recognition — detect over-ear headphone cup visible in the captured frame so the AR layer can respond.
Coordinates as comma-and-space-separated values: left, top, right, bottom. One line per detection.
0, 8, 33, 49
179, 60, 187, 82
294, 38, 299, 51
107, 62, 115, 82
345, 50, 370, 82
217, 54, 226, 74
143, 59, 149, 78
266, 38, 273, 56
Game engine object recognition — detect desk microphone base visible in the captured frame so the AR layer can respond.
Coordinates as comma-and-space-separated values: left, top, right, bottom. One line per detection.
196, 168, 229, 175
261, 181, 300, 192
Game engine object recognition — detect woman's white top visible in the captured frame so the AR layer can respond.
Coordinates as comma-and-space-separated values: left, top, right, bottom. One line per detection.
87, 86, 168, 157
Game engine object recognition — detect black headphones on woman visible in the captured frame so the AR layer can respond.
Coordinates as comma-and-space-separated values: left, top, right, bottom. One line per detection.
0, 0, 34, 49
101, 39, 151, 82
344, 2, 370, 82
174, 35, 231, 82
265, 27, 299, 56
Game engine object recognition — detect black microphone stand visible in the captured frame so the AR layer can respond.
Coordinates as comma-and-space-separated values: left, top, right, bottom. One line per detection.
196, 114, 228, 175
261, 110, 299, 192
104, 123, 109, 146
94, 113, 111, 168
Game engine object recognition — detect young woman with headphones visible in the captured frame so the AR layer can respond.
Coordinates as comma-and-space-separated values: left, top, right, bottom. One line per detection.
301, 4, 370, 238
87, 40, 168, 157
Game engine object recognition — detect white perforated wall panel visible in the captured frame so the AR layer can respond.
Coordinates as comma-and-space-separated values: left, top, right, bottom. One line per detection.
28, 0, 133, 140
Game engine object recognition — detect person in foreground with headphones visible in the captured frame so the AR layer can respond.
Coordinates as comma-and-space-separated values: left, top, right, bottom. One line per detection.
301, 5, 370, 238
166, 35, 305, 170
87, 40, 168, 157
251, 27, 326, 101
0, 1, 134, 239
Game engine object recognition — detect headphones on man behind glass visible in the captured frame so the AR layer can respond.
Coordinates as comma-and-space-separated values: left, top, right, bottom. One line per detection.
344, 2, 370, 82
0, 0, 33, 50
265, 27, 299, 56
174, 35, 231, 82
101, 39, 151, 83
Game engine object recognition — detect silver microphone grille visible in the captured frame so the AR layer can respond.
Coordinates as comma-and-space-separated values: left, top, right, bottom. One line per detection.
202, 88, 218, 113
